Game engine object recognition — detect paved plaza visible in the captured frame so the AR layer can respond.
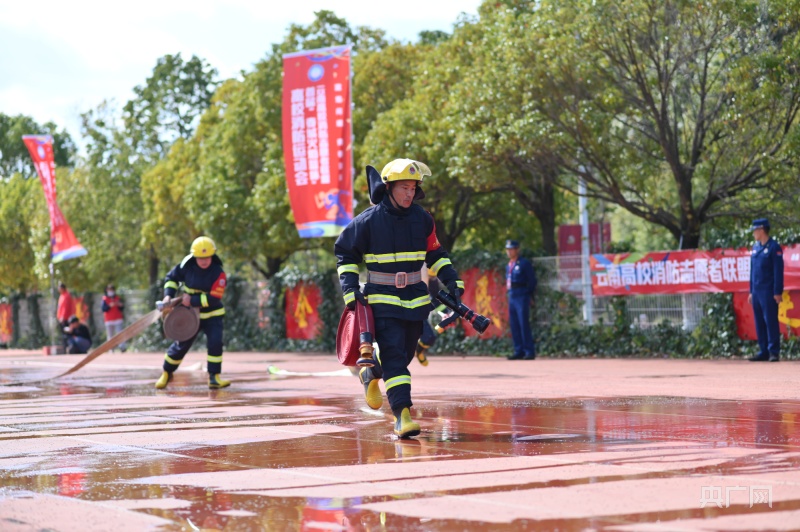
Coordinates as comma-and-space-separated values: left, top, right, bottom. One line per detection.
0, 350, 799, 531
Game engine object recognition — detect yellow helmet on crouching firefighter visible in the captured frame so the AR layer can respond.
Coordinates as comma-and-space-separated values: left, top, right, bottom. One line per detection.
380, 159, 431, 184
190, 236, 217, 258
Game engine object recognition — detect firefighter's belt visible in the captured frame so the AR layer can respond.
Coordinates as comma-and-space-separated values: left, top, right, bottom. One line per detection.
367, 271, 422, 288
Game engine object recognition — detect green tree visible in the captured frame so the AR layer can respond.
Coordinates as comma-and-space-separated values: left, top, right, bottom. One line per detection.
352, 42, 425, 169
0, 175, 41, 292
55, 162, 147, 291
79, 101, 155, 287
0, 114, 76, 293
0, 113, 75, 178
140, 138, 200, 268
449, 4, 562, 254
360, 13, 520, 252
151, 11, 390, 279
184, 71, 298, 278
352, 40, 447, 227
123, 54, 218, 163
81, 54, 218, 286
514, 0, 800, 249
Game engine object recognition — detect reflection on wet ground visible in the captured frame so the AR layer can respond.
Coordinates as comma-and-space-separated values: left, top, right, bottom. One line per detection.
1, 363, 799, 531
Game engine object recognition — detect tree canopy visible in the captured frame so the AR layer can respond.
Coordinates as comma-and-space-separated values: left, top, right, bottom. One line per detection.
2, 2, 800, 295
506, 0, 800, 248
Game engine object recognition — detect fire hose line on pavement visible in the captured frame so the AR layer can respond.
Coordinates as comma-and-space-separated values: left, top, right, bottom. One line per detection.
0, 298, 184, 387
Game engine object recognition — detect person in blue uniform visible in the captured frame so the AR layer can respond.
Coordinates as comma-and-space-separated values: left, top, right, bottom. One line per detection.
505, 239, 537, 360
748, 218, 784, 362
155, 236, 230, 388
335, 159, 464, 439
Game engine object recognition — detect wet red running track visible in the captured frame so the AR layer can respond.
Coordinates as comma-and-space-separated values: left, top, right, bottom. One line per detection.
0, 350, 798, 531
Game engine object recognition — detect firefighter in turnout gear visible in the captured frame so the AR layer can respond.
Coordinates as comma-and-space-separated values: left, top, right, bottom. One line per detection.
155, 236, 230, 389
335, 159, 464, 438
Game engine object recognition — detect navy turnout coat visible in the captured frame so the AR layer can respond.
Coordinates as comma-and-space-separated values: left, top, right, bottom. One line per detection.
334, 195, 462, 321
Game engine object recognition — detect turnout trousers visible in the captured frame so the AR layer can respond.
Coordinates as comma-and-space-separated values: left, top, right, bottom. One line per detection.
751, 291, 781, 357
368, 317, 423, 412
508, 290, 535, 357
163, 315, 224, 374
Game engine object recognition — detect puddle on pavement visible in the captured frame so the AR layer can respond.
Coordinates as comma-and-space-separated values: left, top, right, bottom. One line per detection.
1, 367, 799, 530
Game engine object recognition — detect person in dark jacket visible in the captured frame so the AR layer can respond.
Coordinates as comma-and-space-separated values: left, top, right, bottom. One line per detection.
335, 159, 464, 438
63, 315, 92, 354
747, 218, 784, 362
156, 236, 229, 389
505, 239, 537, 360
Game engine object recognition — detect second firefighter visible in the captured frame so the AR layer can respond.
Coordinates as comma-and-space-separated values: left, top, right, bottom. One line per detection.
155, 236, 230, 389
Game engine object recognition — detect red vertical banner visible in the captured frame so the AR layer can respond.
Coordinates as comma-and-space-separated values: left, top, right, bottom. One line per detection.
0, 303, 12, 344
460, 268, 508, 338
22, 135, 87, 262
285, 282, 322, 340
282, 45, 353, 238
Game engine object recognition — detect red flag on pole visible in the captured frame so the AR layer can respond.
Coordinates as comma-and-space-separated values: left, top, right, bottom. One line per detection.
282, 45, 353, 238
22, 135, 87, 263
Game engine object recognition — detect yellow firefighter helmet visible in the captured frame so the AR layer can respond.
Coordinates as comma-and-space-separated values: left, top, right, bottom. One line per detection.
380, 159, 431, 184
190, 236, 217, 258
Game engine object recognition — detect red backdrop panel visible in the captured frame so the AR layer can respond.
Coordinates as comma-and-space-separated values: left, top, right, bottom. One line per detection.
0, 303, 12, 344
733, 290, 800, 340
460, 268, 508, 339
285, 282, 322, 340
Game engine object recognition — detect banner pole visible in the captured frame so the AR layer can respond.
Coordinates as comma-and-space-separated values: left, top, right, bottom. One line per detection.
578, 171, 594, 325
49, 261, 57, 351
